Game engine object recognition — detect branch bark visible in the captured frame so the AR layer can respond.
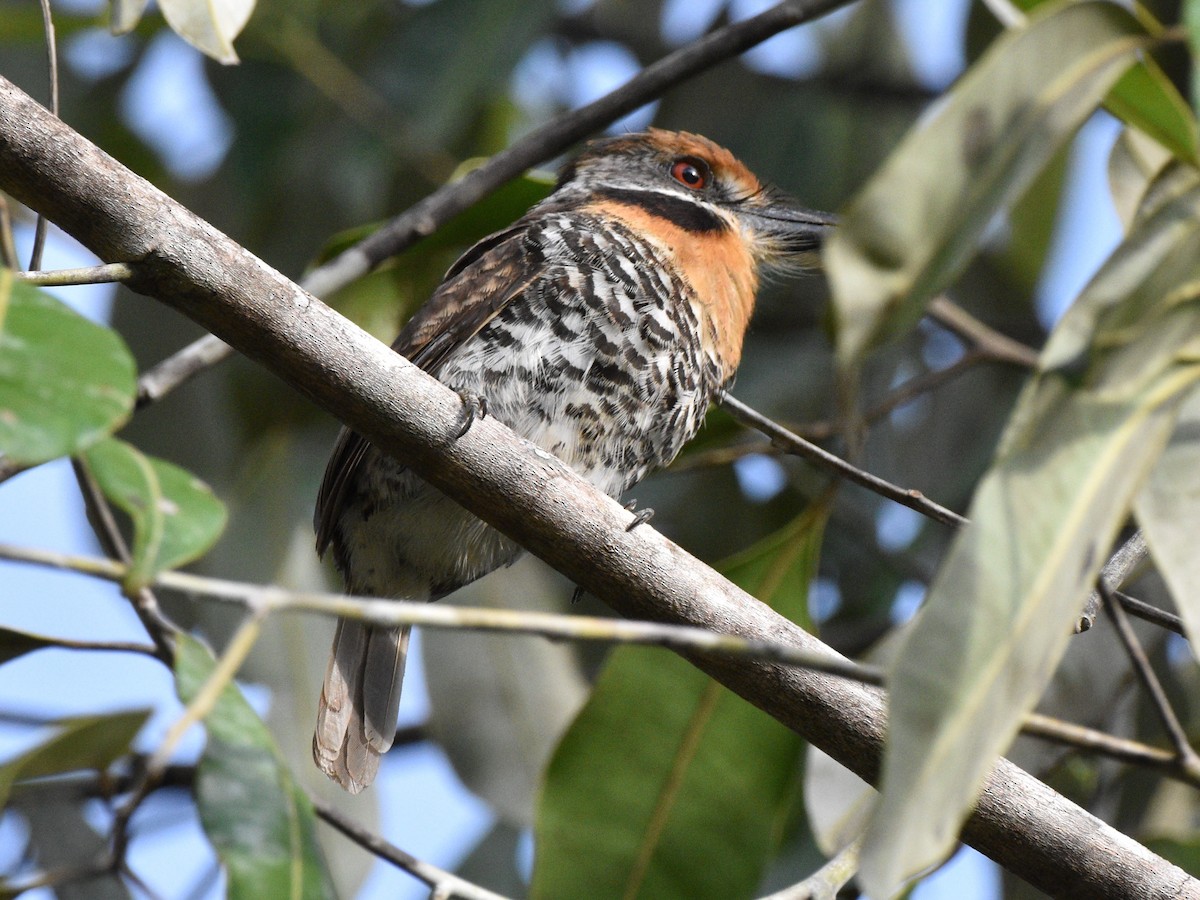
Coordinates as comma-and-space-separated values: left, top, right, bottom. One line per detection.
0, 75, 1195, 899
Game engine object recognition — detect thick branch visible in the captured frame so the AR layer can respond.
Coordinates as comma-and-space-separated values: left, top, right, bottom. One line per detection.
0, 75, 1194, 899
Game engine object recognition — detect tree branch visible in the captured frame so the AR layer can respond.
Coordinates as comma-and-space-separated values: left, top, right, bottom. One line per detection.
0, 74, 1195, 899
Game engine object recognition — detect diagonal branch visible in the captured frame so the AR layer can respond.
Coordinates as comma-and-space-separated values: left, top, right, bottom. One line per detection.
0, 74, 1194, 900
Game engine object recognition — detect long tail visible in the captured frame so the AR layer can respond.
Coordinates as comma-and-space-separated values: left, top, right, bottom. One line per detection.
313, 618, 411, 793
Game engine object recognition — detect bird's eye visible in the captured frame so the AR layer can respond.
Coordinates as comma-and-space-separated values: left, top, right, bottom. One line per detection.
670, 158, 710, 190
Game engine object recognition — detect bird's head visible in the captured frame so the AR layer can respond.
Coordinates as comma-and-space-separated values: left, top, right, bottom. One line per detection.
555, 128, 836, 271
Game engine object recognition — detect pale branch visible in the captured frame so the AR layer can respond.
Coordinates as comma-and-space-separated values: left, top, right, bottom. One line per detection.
718, 391, 968, 527
0, 542, 883, 682
0, 75, 1195, 899
1020, 712, 1198, 786
313, 797, 514, 900
1097, 579, 1200, 781
14, 262, 133, 286
927, 295, 1040, 368
1079, 529, 1149, 631
758, 836, 862, 900
27, 0, 57, 272
128, 0, 857, 412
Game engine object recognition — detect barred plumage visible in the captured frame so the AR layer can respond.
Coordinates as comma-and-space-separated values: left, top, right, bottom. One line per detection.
313, 129, 835, 792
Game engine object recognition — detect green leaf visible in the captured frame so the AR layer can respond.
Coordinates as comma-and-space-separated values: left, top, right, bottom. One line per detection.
827, 1, 1150, 367
0, 710, 151, 808
0, 277, 136, 465
175, 634, 334, 900
0, 625, 73, 664
860, 181, 1200, 897
532, 503, 828, 900
157, 0, 254, 64
81, 437, 227, 592
1136, 389, 1200, 658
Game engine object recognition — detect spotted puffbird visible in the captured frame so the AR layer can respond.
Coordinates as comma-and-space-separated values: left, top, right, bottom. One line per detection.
313, 129, 836, 792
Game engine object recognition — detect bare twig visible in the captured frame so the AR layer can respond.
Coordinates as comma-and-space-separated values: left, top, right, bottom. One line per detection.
0, 195, 18, 268
70, 458, 177, 661
1020, 712, 1194, 783
1116, 590, 1185, 637
0, 542, 884, 683
717, 391, 968, 527
758, 836, 863, 900
313, 796, 513, 900
927, 295, 1040, 369
1097, 580, 1200, 781
1079, 530, 1148, 632
15, 262, 133, 286
28, 0, 58, 271
128, 0, 855, 409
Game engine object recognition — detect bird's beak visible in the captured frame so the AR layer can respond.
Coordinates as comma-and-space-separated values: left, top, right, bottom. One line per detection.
740, 196, 837, 270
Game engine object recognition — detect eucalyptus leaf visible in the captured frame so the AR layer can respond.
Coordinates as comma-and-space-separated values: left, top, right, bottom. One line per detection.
157, 0, 255, 64
175, 634, 335, 900
81, 437, 227, 591
532, 503, 827, 900
827, 1, 1150, 366
859, 181, 1200, 897
0, 278, 136, 466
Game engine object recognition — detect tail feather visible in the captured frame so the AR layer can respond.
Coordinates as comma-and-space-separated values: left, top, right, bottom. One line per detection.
313, 618, 411, 793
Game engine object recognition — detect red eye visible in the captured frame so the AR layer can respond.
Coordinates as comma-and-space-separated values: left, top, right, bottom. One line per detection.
670, 158, 709, 190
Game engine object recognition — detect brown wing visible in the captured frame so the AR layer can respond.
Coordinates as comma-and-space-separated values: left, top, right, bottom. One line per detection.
314, 224, 540, 556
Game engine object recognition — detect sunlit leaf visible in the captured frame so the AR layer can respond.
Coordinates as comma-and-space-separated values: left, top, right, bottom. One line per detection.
109, 0, 150, 34
175, 635, 334, 899
532, 502, 828, 900
0, 710, 150, 808
81, 437, 227, 591
0, 278, 136, 466
860, 181, 1200, 897
827, 1, 1150, 366
158, 0, 255, 64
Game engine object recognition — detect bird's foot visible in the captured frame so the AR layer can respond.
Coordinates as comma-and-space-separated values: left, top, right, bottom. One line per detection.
451, 388, 488, 439
624, 499, 654, 531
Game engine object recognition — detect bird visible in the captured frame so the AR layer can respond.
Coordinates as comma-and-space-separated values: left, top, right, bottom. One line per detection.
312, 128, 835, 792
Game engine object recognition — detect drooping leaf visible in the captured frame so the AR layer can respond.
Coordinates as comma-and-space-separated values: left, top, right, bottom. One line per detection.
1136, 389, 1200, 659
175, 634, 334, 900
1107, 126, 1176, 231
157, 0, 255, 64
0, 710, 151, 808
80, 437, 227, 592
0, 626, 78, 664
827, 1, 1151, 367
0, 278, 136, 466
532, 502, 828, 900
859, 181, 1200, 897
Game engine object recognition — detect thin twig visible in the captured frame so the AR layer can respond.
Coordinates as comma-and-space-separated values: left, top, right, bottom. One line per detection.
312, 796, 513, 900
0, 195, 18, 268
1020, 712, 1193, 781
717, 391, 968, 527
1116, 590, 1185, 637
28, 0, 58, 271
1097, 579, 1200, 781
14, 262, 133, 286
758, 835, 863, 900
70, 458, 178, 661
1079, 530, 1148, 632
927, 295, 1040, 369
128, 0, 855, 410
0, 541, 885, 683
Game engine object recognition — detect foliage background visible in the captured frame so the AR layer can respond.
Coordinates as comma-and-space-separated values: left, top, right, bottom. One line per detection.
1, 0, 1195, 897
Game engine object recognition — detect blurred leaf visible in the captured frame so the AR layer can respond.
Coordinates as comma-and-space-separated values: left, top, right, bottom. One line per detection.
1145, 834, 1200, 876
0, 278, 136, 466
532, 501, 828, 900
109, 0, 150, 33
158, 0, 255, 64
0, 710, 150, 808
175, 634, 335, 900
1136, 390, 1200, 658
827, 1, 1149, 366
81, 437, 227, 592
860, 181, 1200, 897
1108, 126, 1176, 231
